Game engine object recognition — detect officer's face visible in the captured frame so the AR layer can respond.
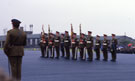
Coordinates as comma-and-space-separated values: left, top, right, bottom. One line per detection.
104, 36, 107, 39
88, 33, 91, 36
96, 37, 100, 40
65, 33, 68, 36
81, 35, 84, 38
61, 35, 64, 38
56, 33, 59, 36
50, 35, 53, 37
112, 36, 115, 39
73, 35, 76, 38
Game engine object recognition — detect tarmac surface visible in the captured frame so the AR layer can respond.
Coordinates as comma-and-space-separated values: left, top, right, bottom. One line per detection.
0, 50, 135, 81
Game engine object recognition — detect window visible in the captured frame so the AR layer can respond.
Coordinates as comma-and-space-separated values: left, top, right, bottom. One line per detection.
35, 39, 38, 45
30, 39, 33, 45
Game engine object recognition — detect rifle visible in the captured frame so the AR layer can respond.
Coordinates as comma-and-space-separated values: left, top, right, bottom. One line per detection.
74, 47, 78, 60
71, 24, 73, 47
48, 25, 54, 58
79, 24, 86, 60
71, 24, 78, 59
48, 24, 50, 39
41, 25, 45, 44
83, 47, 86, 60
42, 24, 45, 35
79, 24, 82, 38
45, 25, 50, 57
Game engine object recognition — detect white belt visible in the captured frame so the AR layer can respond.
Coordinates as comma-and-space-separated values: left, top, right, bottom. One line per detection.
87, 41, 91, 43
72, 42, 75, 44
64, 40, 69, 42
40, 40, 46, 43
96, 43, 99, 45
103, 43, 107, 45
80, 42, 83, 44
49, 42, 52, 44
55, 40, 59, 42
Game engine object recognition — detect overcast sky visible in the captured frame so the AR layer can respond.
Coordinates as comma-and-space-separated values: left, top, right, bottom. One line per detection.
0, 0, 135, 38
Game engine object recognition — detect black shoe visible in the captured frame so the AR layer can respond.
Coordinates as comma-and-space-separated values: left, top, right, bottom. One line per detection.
81, 58, 85, 61
103, 59, 108, 61
45, 55, 49, 58
87, 58, 93, 61
74, 59, 77, 60
55, 57, 59, 59
72, 58, 77, 60
87, 58, 90, 60
111, 59, 116, 62
61, 56, 65, 57
95, 58, 100, 60
65, 57, 70, 59
88, 59, 93, 62
50, 57, 54, 59
79, 57, 82, 59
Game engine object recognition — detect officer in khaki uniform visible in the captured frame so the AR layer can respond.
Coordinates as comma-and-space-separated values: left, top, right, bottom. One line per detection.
54, 31, 61, 59
94, 35, 101, 60
86, 31, 93, 61
71, 33, 78, 60
102, 34, 109, 61
39, 32, 48, 58
60, 34, 65, 57
64, 31, 71, 59
79, 33, 86, 60
48, 33, 54, 58
110, 34, 118, 62
4, 19, 27, 81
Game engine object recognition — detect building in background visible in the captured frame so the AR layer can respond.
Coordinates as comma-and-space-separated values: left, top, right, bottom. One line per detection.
0, 26, 135, 48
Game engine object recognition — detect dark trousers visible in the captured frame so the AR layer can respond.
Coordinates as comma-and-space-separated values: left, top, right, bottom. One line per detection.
102, 49, 108, 60
65, 46, 70, 59
80, 48, 84, 59
72, 47, 76, 59
40, 46, 47, 57
87, 48, 93, 60
61, 46, 65, 57
48, 47, 54, 58
8, 56, 22, 81
95, 49, 100, 59
55, 46, 60, 58
61, 47, 65, 57
111, 51, 117, 60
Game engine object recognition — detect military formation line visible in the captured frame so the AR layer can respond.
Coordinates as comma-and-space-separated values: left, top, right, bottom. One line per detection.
39, 24, 118, 62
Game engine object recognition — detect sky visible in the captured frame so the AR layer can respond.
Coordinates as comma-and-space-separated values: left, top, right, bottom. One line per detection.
0, 0, 135, 38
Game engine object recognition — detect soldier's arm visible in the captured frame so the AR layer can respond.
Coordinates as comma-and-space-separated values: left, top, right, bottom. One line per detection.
3, 31, 10, 54
46, 38, 48, 45
76, 38, 78, 46
92, 37, 94, 47
59, 37, 61, 43
69, 37, 71, 46
107, 40, 110, 46
84, 39, 87, 47
99, 40, 101, 48
115, 39, 118, 45
52, 38, 55, 46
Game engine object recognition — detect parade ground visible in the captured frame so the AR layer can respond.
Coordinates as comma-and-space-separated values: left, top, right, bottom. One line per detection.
0, 50, 135, 81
